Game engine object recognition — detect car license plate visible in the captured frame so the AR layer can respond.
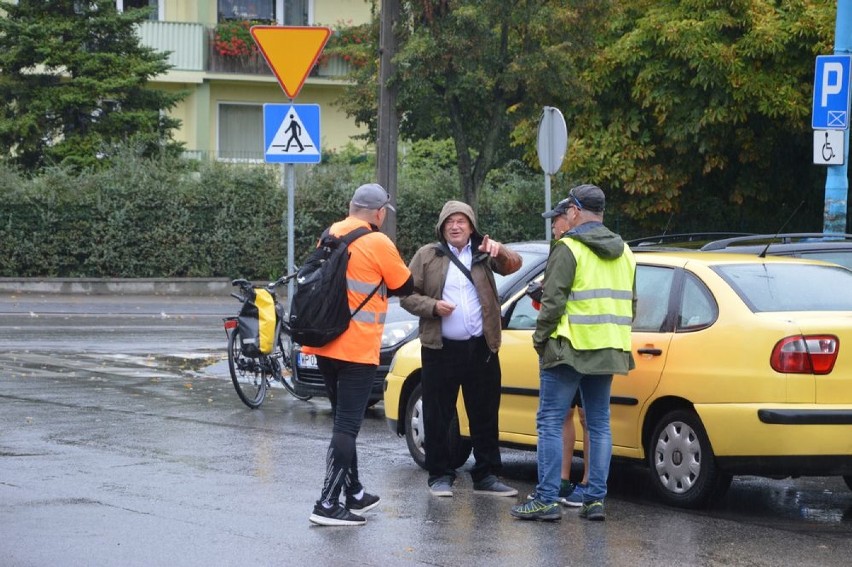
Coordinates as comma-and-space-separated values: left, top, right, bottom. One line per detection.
298, 353, 318, 369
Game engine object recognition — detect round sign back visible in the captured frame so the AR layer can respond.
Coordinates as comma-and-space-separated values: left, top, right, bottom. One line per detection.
537, 107, 568, 175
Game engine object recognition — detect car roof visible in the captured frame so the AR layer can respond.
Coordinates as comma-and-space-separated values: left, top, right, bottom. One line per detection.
508, 240, 839, 267
627, 233, 852, 269
627, 233, 756, 249
699, 233, 852, 251
631, 249, 841, 268
506, 240, 549, 252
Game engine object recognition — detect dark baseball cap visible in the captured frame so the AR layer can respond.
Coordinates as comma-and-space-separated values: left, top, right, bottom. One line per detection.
351, 183, 395, 212
541, 184, 605, 218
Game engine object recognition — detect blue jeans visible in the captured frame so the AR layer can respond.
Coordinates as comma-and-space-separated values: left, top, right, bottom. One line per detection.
535, 362, 612, 504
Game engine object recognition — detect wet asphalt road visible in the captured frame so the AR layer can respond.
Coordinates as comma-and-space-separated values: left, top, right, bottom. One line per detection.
2, 292, 852, 566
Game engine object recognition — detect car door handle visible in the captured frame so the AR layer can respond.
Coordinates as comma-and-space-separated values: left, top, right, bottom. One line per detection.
637, 347, 663, 356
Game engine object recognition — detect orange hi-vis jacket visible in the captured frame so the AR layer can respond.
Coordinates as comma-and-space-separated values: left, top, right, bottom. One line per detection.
301, 217, 411, 365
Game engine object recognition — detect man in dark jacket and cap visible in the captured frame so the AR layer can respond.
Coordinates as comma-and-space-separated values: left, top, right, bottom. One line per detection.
401, 200, 522, 497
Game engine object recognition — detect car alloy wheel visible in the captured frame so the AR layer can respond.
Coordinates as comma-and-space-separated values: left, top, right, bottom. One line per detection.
648, 409, 731, 508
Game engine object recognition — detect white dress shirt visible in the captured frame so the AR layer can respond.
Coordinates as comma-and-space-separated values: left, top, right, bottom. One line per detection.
441, 241, 484, 340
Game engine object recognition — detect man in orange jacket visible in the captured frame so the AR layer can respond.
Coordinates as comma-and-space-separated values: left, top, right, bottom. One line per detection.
306, 183, 413, 527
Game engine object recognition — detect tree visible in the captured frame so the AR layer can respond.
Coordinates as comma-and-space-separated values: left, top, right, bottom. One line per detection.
561, 0, 837, 232
337, 0, 607, 212
0, 0, 184, 172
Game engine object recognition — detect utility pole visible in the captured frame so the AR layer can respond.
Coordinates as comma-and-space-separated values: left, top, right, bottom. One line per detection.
376, 0, 400, 241
823, 0, 851, 233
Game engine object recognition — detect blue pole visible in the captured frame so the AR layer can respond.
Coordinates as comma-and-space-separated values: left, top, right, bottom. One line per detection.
824, 0, 851, 233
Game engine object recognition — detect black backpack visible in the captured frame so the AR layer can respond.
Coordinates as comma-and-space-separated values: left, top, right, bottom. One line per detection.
285, 227, 380, 347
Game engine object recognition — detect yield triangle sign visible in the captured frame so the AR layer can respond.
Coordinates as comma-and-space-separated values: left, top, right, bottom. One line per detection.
250, 26, 331, 99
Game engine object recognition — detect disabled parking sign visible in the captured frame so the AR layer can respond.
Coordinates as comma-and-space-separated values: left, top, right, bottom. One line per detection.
812, 55, 852, 130
263, 104, 321, 164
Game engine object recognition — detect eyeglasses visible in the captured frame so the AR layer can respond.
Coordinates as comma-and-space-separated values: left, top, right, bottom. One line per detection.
567, 193, 584, 211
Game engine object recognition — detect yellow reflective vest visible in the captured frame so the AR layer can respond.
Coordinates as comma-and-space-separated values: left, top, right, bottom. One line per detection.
551, 238, 635, 352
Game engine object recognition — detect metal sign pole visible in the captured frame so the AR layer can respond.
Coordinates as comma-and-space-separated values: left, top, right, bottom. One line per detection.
544, 172, 552, 239
824, 0, 851, 233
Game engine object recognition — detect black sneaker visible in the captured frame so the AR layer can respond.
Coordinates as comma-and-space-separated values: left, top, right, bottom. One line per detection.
345, 492, 380, 513
309, 502, 366, 526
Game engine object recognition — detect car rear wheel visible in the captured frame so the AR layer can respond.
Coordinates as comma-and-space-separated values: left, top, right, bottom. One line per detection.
648, 409, 732, 508
404, 383, 472, 471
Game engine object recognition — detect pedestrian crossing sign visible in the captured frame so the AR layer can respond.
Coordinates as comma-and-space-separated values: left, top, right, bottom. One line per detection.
263, 104, 321, 164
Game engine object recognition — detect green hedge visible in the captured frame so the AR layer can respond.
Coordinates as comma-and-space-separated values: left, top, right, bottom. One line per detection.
0, 153, 288, 278
0, 143, 552, 279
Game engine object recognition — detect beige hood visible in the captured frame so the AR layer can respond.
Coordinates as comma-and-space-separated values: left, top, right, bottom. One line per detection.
434, 200, 481, 242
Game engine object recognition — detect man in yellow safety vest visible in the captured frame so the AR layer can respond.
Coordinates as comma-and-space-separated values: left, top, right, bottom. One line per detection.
511, 184, 636, 523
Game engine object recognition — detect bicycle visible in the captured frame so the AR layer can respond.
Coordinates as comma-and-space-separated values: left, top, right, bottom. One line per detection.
223, 275, 312, 408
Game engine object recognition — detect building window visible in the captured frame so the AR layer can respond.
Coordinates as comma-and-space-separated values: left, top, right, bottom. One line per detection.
218, 1, 275, 22
217, 1, 309, 25
281, 0, 308, 25
116, 0, 161, 20
218, 103, 264, 162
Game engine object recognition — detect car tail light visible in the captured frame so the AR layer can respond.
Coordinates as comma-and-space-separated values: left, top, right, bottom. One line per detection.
770, 335, 839, 375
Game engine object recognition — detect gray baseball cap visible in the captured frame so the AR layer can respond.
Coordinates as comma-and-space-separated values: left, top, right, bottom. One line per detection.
541, 183, 605, 218
351, 183, 395, 212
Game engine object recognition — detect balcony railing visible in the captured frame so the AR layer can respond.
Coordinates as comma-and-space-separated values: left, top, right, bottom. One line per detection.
137, 21, 353, 78
137, 21, 206, 72
208, 34, 272, 75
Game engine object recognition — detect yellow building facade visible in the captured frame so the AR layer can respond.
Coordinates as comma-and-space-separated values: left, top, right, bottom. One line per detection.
128, 0, 372, 160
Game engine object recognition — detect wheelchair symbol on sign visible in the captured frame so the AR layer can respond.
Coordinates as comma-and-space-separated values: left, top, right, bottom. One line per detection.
822, 131, 836, 162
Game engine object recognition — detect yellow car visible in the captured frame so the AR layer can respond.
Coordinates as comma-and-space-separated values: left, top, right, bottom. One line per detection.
384, 246, 852, 508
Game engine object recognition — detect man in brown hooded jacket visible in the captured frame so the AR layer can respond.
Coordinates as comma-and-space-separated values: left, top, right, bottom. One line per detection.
401, 201, 522, 497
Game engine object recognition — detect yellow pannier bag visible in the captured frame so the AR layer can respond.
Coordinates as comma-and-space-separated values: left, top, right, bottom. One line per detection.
237, 287, 277, 356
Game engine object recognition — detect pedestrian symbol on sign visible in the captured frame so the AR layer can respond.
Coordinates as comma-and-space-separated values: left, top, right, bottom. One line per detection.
283, 113, 305, 152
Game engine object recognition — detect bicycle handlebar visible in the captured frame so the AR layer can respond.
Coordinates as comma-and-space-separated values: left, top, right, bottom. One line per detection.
273, 272, 297, 287
230, 273, 297, 297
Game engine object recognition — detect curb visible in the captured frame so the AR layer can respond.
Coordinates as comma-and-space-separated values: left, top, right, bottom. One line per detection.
0, 278, 233, 296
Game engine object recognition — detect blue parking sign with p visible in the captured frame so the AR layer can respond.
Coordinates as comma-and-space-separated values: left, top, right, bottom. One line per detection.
812, 55, 852, 130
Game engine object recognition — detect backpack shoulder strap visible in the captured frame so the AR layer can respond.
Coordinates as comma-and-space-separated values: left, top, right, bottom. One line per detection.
338, 226, 381, 318
340, 226, 373, 245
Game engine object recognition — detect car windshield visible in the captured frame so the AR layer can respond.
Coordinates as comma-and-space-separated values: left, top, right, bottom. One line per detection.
713, 263, 852, 312
494, 248, 548, 296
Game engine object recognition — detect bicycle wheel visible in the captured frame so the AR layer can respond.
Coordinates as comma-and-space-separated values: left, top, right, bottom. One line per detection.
274, 334, 312, 401
227, 328, 268, 409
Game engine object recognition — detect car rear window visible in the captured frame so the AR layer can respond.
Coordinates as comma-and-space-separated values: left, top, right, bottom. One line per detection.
714, 263, 852, 312
792, 250, 852, 271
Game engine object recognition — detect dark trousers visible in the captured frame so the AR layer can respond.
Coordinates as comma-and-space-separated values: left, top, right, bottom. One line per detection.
421, 336, 502, 484
316, 356, 376, 505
